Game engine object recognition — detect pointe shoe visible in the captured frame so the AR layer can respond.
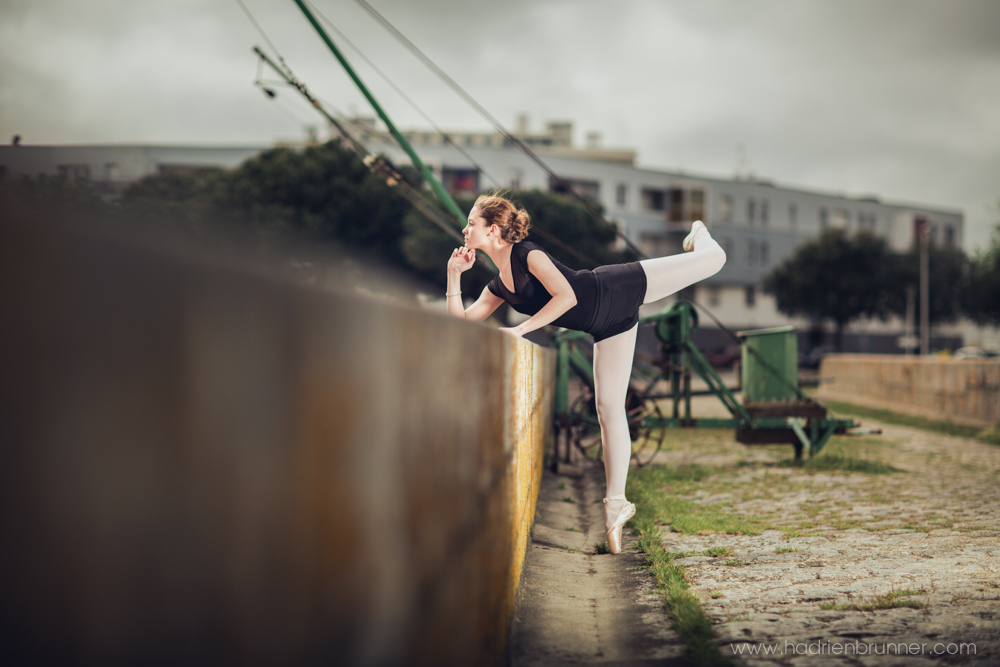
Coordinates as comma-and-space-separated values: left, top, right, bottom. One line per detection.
604, 496, 636, 554
683, 220, 710, 252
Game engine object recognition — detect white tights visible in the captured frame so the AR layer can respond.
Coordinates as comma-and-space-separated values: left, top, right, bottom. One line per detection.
595, 234, 726, 509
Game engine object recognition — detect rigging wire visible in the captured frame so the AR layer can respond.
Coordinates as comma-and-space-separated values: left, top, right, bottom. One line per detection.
305, 1, 502, 191
233, 0, 290, 71
350, 0, 644, 258
236, 1, 809, 400
305, 1, 608, 269
344, 0, 814, 383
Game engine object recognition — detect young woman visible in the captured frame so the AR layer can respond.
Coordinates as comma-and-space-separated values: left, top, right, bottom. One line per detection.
446, 194, 726, 553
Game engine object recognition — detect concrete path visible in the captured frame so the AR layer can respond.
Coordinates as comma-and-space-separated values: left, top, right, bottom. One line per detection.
509, 461, 689, 666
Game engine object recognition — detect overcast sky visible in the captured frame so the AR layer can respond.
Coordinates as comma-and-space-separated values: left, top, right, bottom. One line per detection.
2, 0, 998, 250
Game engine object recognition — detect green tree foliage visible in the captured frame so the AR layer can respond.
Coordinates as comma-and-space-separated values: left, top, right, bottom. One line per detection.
963, 223, 1000, 326
762, 228, 893, 349
5, 144, 634, 303
122, 141, 414, 263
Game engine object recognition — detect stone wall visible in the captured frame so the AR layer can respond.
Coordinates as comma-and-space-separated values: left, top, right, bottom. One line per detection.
818, 354, 1000, 428
0, 221, 553, 666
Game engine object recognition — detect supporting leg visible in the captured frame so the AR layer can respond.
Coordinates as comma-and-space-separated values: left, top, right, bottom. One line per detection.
593, 324, 639, 530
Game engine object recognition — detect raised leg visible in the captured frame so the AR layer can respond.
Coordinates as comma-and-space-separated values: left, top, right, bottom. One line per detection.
640, 222, 727, 304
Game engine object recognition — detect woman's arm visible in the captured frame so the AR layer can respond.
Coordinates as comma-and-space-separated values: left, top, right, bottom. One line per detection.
446, 247, 504, 322
501, 250, 577, 337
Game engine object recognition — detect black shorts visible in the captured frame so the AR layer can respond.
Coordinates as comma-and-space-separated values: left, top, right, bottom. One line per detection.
587, 261, 648, 342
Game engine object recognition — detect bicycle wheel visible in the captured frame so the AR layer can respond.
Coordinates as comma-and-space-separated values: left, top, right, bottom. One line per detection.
625, 386, 665, 467
569, 390, 604, 466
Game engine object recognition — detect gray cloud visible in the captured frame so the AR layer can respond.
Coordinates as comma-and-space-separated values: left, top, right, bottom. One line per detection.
1, 0, 997, 247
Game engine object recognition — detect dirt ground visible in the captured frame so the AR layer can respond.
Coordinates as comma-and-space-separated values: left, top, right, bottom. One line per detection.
651, 395, 1000, 666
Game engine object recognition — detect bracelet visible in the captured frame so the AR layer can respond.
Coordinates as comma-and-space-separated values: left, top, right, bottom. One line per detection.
445, 291, 461, 297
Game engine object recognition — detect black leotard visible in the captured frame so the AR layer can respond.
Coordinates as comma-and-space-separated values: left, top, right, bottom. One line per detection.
487, 241, 648, 342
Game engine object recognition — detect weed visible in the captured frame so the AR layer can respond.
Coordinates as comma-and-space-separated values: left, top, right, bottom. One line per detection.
593, 540, 610, 555
564, 525, 582, 532
703, 546, 734, 558
775, 547, 801, 554
776, 454, 902, 475
820, 588, 927, 611
557, 481, 567, 490
723, 559, 744, 567
561, 496, 577, 504
709, 591, 725, 599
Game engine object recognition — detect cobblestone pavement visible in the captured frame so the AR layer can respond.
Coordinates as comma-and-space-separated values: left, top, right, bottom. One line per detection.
648, 401, 1000, 666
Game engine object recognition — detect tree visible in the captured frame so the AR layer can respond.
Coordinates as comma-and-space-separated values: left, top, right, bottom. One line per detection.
963, 223, 1000, 326
762, 228, 893, 350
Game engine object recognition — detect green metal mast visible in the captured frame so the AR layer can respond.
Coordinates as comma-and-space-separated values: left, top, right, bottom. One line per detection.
292, 0, 466, 230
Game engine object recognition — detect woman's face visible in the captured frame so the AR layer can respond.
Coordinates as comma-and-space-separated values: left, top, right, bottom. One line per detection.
463, 206, 493, 250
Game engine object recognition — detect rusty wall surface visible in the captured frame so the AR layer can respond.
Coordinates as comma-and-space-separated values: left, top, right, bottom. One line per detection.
818, 354, 1000, 427
0, 221, 553, 667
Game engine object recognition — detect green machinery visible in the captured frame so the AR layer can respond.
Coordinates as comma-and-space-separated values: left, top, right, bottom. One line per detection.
553, 301, 864, 465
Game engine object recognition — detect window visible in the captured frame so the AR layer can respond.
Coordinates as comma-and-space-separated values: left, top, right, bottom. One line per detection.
689, 188, 705, 221
615, 184, 627, 207
550, 177, 599, 201
668, 187, 685, 222
721, 236, 734, 258
58, 164, 91, 182
944, 225, 955, 247
789, 202, 798, 227
509, 169, 521, 190
831, 209, 849, 229
747, 198, 756, 224
819, 207, 828, 228
747, 239, 758, 266
760, 199, 769, 226
104, 162, 120, 181
707, 286, 721, 307
745, 286, 756, 308
760, 240, 770, 266
719, 194, 733, 222
442, 167, 479, 195
641, 188, 665, 211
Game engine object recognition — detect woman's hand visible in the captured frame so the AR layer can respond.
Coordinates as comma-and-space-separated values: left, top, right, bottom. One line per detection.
498, 326, 525, 339
448, 246, 476, 273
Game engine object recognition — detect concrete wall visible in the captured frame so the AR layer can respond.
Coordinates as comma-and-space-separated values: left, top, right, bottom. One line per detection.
818, 354, 1000, 428
0, 220, 553, 666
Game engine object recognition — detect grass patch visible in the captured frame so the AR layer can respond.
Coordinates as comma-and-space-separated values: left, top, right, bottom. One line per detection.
593, 540, 610, 555
703, 546, 734, 558
820, 588, 927, 611
776, 453, 902, 475
825, 399, 1000, 446
628, 470, 734, 667
723, 559, 744, 567
560, 495, 577, 504
629, 466, 775, 535
775, 547, 801, 554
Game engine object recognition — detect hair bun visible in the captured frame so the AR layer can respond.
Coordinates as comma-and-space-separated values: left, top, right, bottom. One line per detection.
473, 193, 532, 244
508, 208, 531, 243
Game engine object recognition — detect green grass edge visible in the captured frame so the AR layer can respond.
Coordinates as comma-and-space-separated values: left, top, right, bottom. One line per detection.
630, 513, 734, 667
824, 399, 1000, 446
